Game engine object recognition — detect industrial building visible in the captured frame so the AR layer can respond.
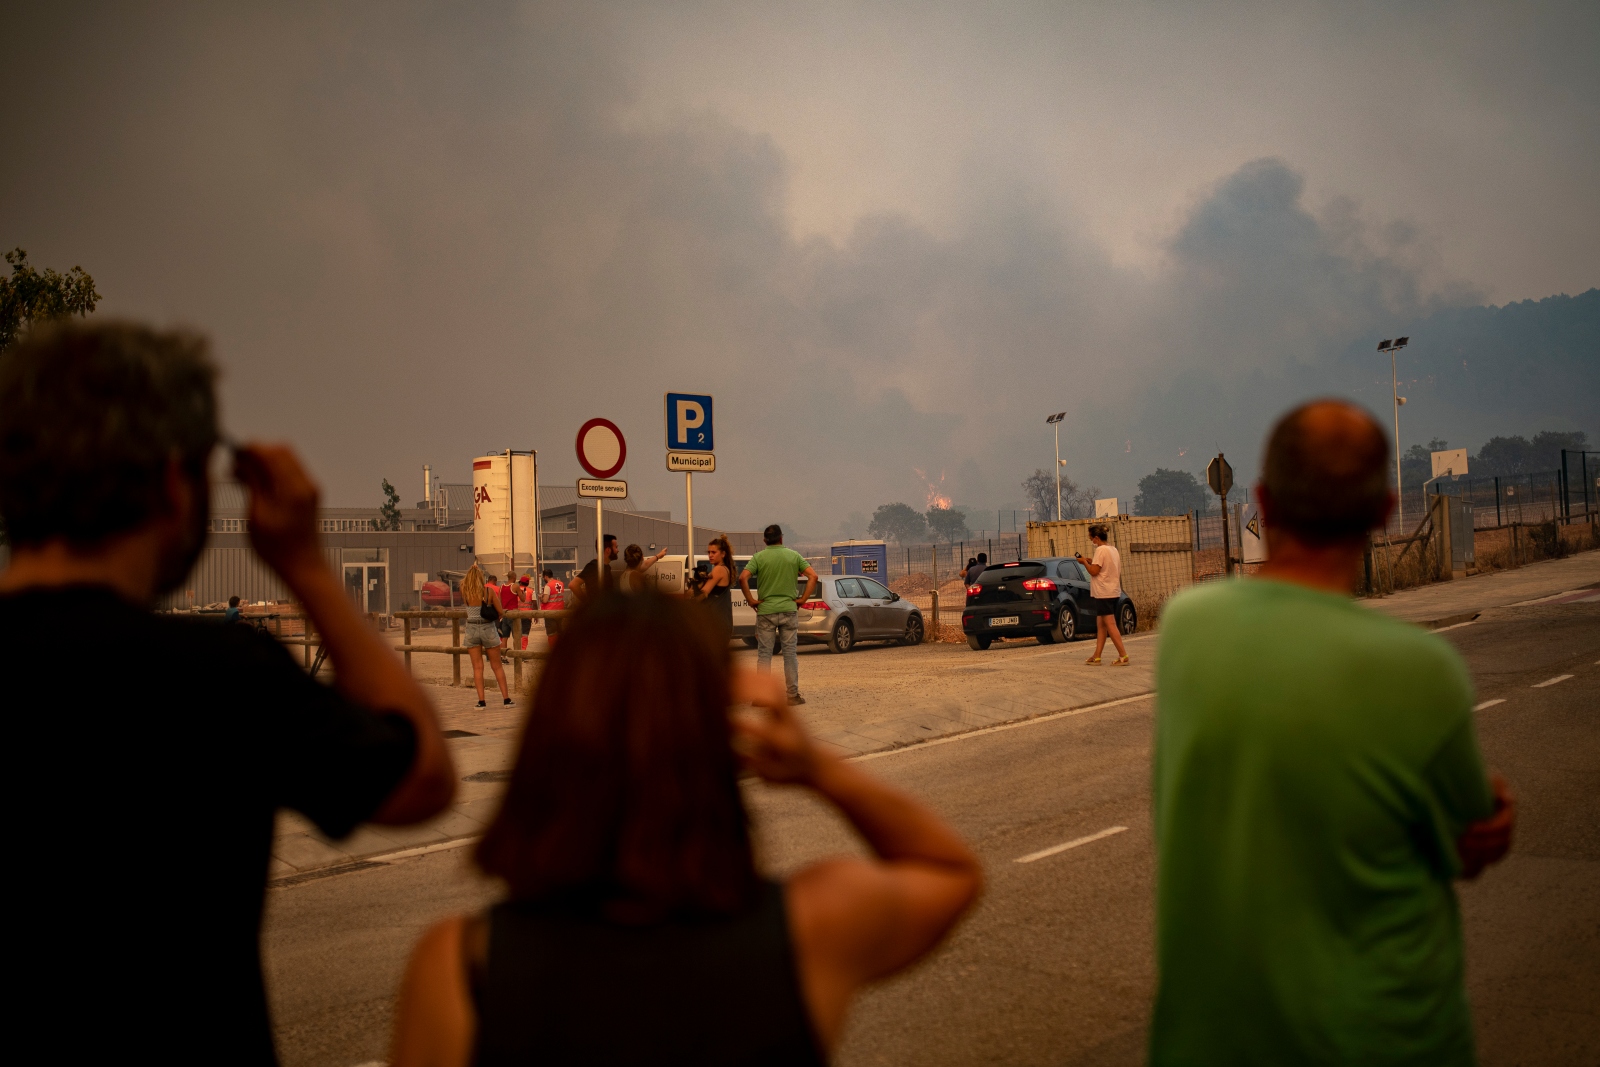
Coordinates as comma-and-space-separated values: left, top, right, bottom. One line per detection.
150, 464, 760, 614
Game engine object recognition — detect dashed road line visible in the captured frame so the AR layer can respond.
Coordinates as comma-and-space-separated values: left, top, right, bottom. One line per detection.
1015, 826, 1128, 864
1473, 698, 1506, 711
850, 692, 1155, 762
1532, 674, 1573, 688
1432, 618, 1479, 634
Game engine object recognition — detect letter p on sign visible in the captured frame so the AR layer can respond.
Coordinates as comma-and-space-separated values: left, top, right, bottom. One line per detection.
664, 393, 714, 452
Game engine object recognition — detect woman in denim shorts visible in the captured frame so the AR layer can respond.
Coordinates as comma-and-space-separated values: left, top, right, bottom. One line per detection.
462, 565, 513, 708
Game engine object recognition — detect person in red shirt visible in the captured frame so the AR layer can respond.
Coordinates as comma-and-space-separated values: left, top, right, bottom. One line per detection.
515, 575, 535, 649
540, 569, 566, 646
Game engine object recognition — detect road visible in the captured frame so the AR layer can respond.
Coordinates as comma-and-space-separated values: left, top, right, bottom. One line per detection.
263, 594, 1599, 1067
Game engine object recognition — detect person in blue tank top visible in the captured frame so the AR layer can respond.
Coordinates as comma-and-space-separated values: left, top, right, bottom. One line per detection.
389, 590, 982, 1066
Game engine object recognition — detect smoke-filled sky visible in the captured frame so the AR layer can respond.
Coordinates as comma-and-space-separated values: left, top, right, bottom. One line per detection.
5, 2, 1596, 536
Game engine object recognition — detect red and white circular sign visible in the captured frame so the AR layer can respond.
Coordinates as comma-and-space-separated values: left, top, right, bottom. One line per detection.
576, 418, 627, 479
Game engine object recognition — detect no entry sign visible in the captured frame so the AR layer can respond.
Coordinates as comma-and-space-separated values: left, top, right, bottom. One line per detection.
576, 418, 627, 479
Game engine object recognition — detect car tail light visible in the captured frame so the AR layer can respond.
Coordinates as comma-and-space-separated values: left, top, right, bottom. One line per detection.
966, 584, 982, 596
1021, 578, 1057, 591
801, 599, 829, 611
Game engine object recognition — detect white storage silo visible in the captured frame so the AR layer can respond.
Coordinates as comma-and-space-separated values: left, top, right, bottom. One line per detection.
472, 453, 536, 576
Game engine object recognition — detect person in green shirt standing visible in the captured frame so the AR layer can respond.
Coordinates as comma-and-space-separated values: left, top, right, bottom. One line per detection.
739, 524, 818, 706
1151, 400, 1515, 1066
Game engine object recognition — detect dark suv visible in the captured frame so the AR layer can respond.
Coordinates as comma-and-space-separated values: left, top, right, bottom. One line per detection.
961, 557, 1136, 650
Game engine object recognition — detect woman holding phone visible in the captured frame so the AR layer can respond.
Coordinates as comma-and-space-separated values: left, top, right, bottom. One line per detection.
388, 591, 981, 1066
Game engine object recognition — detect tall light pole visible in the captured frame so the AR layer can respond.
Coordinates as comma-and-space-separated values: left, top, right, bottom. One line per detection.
1378, 337, 1409, 527
1046, 412, 1066, 520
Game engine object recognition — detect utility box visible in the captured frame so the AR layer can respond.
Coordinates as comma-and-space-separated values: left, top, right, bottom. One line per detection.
831, 540, 888, 577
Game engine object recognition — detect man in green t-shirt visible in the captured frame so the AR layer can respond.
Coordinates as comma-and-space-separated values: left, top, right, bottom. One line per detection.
739, 524, 818, 706
1151, 400, 1515, 1066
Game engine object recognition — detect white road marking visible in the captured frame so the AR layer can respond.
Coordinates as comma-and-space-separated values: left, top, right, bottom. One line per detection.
1432, 619, 1479, 634
1015, 825, 1129, 864
1473, 698, 1506, 711
1532, 674, 1574, 688
849, 692, 1155, 763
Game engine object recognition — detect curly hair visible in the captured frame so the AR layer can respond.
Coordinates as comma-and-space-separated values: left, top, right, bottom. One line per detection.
0, 322, 218, 546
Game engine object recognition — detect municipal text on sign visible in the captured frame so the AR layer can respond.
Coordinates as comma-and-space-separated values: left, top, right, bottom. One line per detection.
576, 478, 628, 499
667, 451, 716, 472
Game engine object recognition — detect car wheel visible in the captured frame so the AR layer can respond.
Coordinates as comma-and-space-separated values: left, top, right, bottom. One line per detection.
1056, 608, 1078, 642
1118, 602, 1137, 635
967, 634, 992, 651
828, 618, 855, 654
742, 636, 759, 649
900, 614, 925, 646
1035, 626, 1056, 645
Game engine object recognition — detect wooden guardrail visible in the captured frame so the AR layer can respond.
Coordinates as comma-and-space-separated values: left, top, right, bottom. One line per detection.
394, 608, 570, 689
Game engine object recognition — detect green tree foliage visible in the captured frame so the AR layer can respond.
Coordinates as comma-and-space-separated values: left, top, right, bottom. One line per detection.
1134, 468, 1208, 516
924, 505, 970, 542
0, 248, 101, 350
1022, 468, 1098, 521
371, 479, 402, 531
1472, 431, 1589, 477
868, 502, 927, 543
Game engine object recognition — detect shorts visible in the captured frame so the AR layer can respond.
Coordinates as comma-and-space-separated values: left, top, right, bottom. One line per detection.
496, 618, 513, 638
1091, 597, 1120, 616
463, 622, 500, 649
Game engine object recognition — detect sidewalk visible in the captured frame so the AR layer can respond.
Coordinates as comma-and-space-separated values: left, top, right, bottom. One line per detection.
269, 549, 1598, 882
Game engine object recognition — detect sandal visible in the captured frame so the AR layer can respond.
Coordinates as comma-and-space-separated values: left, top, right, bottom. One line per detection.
1085, 656, 1102, 665
1111, 656, 1130, 667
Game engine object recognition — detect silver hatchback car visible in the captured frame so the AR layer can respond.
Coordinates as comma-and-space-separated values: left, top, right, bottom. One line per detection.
794, 574, 925, 653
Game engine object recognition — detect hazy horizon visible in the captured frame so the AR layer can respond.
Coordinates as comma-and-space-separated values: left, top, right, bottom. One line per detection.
4, 3, 1596, 537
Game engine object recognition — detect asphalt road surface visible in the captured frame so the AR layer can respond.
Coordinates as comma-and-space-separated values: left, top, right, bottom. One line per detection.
263, 598, 1599, 1066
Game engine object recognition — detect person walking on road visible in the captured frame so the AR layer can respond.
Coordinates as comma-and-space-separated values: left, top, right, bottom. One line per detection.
461, 565, 513, 708
1148, 399, 1515, 1066
1076, 526, 1128, 665
740, 525, 818, 706
388, 591, 981, 1067
695, 534, 738, 644
0, 322, 455, 1066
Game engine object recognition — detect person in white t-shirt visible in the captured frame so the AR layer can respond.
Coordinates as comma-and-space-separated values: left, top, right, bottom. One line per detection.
1075, 524, 1129, 666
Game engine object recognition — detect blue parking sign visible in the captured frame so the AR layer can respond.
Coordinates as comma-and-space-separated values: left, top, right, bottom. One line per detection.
664, 393, 714, 451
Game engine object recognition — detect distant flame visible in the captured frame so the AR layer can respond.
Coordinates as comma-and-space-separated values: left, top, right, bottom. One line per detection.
914, 468, 953, 510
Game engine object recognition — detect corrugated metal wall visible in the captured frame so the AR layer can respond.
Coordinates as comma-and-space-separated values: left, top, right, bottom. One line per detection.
156, 532, 480, 610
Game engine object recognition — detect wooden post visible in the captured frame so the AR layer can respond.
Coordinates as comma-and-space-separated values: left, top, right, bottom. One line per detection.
931, 590, 940, 637
513, 623, 523, 692
1435, 494, 1453, 581
403, 616, 412, 673
451, 615, 462, 686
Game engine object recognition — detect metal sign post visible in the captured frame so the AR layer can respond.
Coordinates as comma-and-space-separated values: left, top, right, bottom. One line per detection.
577, 418, 627, 587
1207, 453, 1234, 575
665, 393, 715, 578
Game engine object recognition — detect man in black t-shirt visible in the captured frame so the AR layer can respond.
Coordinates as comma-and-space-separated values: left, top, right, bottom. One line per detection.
571, 533, 618, 602
0, 323, 456, 1064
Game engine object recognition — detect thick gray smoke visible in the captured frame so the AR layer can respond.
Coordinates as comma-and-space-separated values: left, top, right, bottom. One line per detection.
3, 4, 1594, 536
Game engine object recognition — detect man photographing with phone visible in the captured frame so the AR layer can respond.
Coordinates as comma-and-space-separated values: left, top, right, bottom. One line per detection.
0, 322, 456, 1065
1075, 525, 1128, 666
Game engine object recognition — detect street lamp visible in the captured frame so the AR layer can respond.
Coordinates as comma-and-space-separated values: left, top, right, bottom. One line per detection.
1046, 412, 1066, 520
1377, 337, 1410, 527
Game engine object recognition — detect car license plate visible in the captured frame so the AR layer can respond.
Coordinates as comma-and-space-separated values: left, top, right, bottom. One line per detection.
990, 616, 1019, 627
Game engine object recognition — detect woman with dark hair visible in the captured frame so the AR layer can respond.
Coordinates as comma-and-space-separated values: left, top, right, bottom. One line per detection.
390, 591, 981, 1067
620, 543, 668, 592
695, 534, 738, 642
